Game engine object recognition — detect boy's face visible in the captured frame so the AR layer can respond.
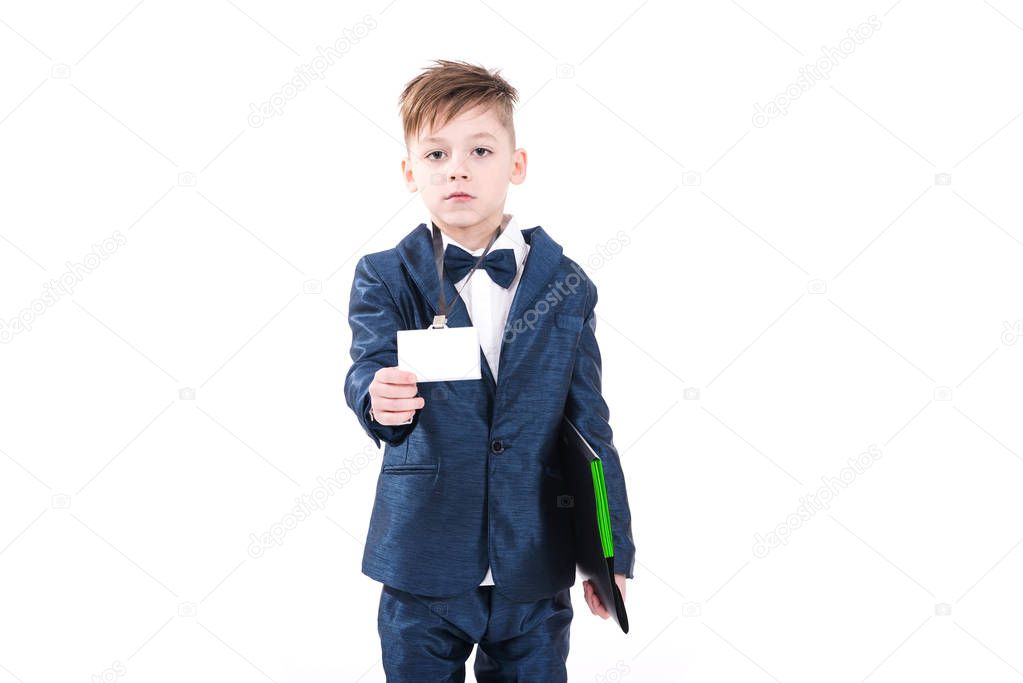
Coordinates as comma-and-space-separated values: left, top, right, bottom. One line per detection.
402, 104, 526, 237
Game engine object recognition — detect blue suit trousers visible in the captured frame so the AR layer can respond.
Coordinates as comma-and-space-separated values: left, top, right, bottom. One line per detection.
377, 583, 573, 682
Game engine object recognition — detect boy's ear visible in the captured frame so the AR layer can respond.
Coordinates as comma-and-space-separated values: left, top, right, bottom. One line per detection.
401, 157, 418, 192
509, 148, 528, 186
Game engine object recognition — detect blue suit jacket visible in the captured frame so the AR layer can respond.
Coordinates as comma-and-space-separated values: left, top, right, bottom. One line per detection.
345, 222, 636, 602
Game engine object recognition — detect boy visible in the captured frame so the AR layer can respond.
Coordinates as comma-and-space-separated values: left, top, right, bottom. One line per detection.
344, 59, 635, 682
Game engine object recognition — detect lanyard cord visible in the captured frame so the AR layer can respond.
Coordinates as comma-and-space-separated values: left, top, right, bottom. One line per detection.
430, 222, 501, 328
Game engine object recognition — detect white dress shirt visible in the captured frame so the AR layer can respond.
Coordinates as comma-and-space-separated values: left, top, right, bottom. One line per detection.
438, 213, 531, 586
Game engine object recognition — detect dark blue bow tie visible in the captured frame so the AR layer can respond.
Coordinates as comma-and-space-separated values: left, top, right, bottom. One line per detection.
444, 244, 517, 288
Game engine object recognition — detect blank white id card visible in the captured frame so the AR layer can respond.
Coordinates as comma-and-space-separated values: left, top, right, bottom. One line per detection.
397, 326, 481, 382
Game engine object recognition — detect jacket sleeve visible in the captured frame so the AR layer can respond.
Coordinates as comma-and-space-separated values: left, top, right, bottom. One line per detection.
344, 254, 420, 449
564, 278, 636, 578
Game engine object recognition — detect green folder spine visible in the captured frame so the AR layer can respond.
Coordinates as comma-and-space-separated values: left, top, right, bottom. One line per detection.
590, 460, 614, 558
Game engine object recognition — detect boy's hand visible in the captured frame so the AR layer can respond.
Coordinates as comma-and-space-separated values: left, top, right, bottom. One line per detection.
583, 573, 627, 619
369, 367, 425, 425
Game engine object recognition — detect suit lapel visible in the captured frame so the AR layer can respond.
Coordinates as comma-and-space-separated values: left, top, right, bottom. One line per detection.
396, 222, 564, 394
503, 226, 563, 331
397, 223, 473, 329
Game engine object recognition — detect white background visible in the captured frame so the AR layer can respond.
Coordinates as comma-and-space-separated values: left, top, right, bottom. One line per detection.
2, 1, 1023, 681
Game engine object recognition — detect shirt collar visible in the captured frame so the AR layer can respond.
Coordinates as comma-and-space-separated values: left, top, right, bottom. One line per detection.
434, 213, 530, 268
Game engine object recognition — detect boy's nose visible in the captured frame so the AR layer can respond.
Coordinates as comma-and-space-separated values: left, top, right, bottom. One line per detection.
447, 154, 471, 180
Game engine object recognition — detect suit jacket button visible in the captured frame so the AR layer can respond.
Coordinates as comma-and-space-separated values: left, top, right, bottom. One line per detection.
490, 439, 504, 454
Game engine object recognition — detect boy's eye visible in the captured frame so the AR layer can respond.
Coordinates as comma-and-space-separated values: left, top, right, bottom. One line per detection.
425, 148, 492, 161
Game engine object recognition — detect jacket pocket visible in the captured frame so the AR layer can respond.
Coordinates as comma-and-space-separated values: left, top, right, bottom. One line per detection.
381, 463, 438, 475
402, 429, 438, 469
555, 313, 584, 332
381, 440, 409, 470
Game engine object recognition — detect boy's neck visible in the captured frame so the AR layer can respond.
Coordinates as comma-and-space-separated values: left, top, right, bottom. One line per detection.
433, 213, 509, 252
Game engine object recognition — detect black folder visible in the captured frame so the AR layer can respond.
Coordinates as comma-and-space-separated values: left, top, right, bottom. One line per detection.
558, 417, 630, 633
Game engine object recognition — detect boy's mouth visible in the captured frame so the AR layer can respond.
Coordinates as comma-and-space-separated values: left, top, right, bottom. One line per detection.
445, 192, 474, 201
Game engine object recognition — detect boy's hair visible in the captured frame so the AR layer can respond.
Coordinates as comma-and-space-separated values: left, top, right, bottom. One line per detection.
399, 59, 519, 151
